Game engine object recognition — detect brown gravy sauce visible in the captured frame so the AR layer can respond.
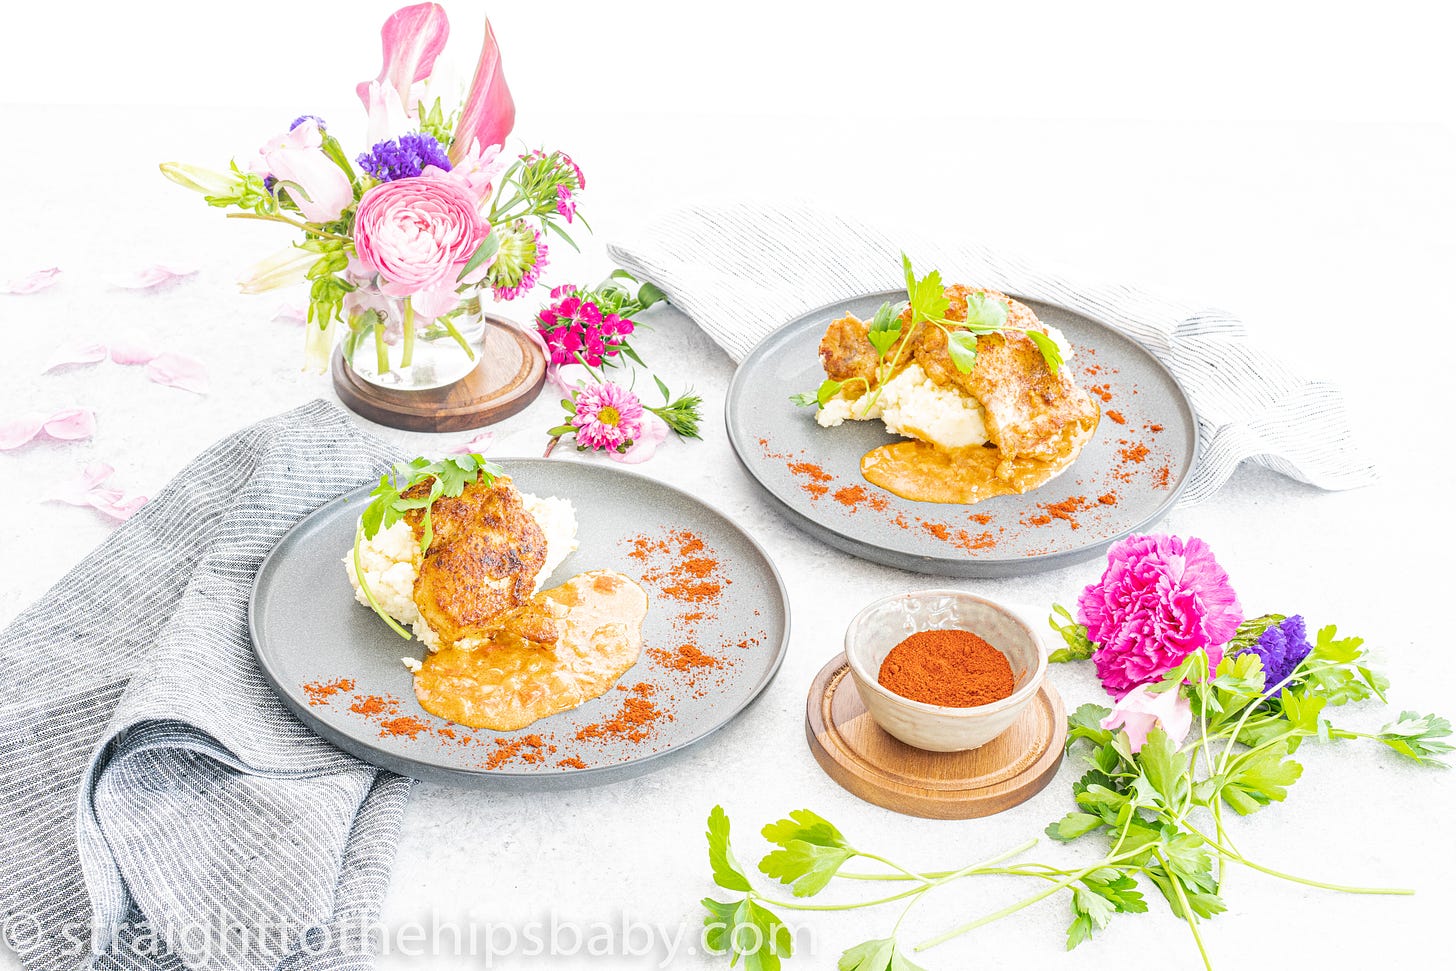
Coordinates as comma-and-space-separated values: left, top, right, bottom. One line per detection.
413, 570, 648, 730
861, 413, 1099, 504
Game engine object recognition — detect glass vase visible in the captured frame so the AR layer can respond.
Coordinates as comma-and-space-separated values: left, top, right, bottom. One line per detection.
342, 288, 488, 391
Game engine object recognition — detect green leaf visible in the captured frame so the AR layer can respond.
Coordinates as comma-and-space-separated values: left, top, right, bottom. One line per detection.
839, 938, 927, 971
1064, 911, 1094, 950
1047, 604, 1094, 662
1046, 811, 1104, 842
1025, 329, 1064, 373
789, 391, 819, 408
654, 374, 671, 402
945, 331, 978, 373
1376, 711, 1455, 766
867, 301, 904, 358
638, 281, 668, 308
759, 841, 855, 897
1137, 729, 1190, 810
1083, 868, 1148, 914
761, 809, 850, 849
1066, 704, 1114, 750
1219, 746, 1304, 814
456, 234, 500, 283
707, 805, 753, 892
813, 378, 844, 407
962, 291, 1009, 330
902, 253, 950, 322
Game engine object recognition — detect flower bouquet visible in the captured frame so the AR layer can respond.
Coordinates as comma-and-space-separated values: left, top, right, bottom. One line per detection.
699, 535, 1451, 970
161, 3, 585, 389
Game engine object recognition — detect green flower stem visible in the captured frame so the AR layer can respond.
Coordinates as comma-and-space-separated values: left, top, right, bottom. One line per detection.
224, 211, 351, 241
916, 842, 1145, 951
1156, 849, 1213, 971
571, 350, 607, 384
352, 523, 410, 639
859, 317, 920, 415
754, 886, 927, 913
1184, 827, 1411, 895
853, 852, 933, 885
401, 298, 416, 369
373, 321, 389, 375
440, 314, 475, 361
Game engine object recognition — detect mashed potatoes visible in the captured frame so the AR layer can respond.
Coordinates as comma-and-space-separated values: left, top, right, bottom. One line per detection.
343, 492, 579, 653
815, 327, 1073, 450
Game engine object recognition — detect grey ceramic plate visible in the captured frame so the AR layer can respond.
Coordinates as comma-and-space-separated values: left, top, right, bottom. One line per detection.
249, 458, 790, 788
726, 291, 1198, 577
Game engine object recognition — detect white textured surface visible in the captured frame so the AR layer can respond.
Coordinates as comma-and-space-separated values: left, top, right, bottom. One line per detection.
3, 101, 1455, 970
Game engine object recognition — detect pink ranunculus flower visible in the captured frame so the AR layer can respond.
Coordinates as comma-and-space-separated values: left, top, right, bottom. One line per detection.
1099, 684, 1192, 754
352, 174, 490, 312
1078, 534, 1243, 698
258, 118, 353, 224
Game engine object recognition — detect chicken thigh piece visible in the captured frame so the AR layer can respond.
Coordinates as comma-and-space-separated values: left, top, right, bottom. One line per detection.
405, 474, 553, 647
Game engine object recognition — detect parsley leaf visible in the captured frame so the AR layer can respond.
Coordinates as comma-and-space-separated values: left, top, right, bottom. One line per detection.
945, 331, 978, 373
759, 809, 856, 896
1137, 729, 1191, 810
702, 897, 793, 971
838, 938, 927, 971
1025, 329, 1064, 374
790, 378, 844, 409
1216, 746, 1304, 814
1376, 711, 1455, 766
866, 301, 905, 358
707, 805, 753, 892
1046, 811, 1105, 842
961, 291, 1009, 331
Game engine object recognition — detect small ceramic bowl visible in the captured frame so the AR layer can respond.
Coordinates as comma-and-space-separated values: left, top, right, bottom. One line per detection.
844, 589, 1048, 752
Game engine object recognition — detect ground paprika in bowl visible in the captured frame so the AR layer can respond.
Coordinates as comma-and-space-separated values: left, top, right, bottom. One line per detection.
843, 590, 1047, 752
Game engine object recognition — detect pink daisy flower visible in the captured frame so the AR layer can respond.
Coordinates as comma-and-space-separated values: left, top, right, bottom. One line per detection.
571, 382, 644, 452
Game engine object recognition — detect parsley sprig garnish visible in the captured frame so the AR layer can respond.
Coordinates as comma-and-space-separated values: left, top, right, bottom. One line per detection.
792, 253, 1064, 412
701, 618, 1449, 971
350, 454, 502, 639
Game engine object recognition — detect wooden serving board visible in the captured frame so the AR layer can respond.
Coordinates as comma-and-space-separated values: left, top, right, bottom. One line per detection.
332, 318, 546, 432
805, 653, 1067, 819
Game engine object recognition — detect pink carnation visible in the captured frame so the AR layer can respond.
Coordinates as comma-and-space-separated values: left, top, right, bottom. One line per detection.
352, 174, 490, 311
1078, 534, 1243, 698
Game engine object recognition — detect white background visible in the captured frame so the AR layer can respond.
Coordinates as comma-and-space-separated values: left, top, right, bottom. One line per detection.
3, 2, 1455, 969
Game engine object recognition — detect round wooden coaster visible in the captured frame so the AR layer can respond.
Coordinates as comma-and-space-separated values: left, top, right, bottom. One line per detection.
331, 317, 546, 432
805, 653, 1067, 819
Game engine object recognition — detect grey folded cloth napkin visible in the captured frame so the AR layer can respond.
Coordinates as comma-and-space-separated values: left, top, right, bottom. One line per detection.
607, 202, 1377, 503
0, 400, 409, 971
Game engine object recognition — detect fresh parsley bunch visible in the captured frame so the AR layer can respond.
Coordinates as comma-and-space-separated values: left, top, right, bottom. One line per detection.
792, 254, 1064, 413
350, 454, 502, 638
701, 621, 1450, 971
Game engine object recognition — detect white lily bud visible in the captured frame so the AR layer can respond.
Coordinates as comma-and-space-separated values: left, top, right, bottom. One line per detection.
239, 247, 317, 294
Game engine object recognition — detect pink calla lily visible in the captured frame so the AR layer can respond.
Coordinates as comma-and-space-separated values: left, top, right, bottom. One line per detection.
450, 15, 515, 164
356, 3, 450, 109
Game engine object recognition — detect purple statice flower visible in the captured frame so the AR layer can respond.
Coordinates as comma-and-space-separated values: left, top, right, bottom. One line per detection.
1236, 615, 1313, 693
356, 132, 452, 183
290, 114, 327, 132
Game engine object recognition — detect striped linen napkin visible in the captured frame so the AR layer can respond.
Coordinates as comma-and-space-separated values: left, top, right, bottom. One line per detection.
607, 203, 1376, 504
0, 401, 409, 971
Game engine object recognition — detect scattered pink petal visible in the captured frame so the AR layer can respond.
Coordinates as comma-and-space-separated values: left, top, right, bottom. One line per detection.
0, 414, 45, 450
610, 412, 669, 465
144, 352, 210, 394
271, 302, 308, 326
109, 342, 159, 366
43, 341, 109, 373
41, 407, 96, 441
1, 267, 61, 295
0, 407, 94, 449
105, 264, 198, 290
546, 362, 592, 397
47, 463, 147, 522
444, 431, 495, 455
51, 462, 116, 505
88, 491, 149, 522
